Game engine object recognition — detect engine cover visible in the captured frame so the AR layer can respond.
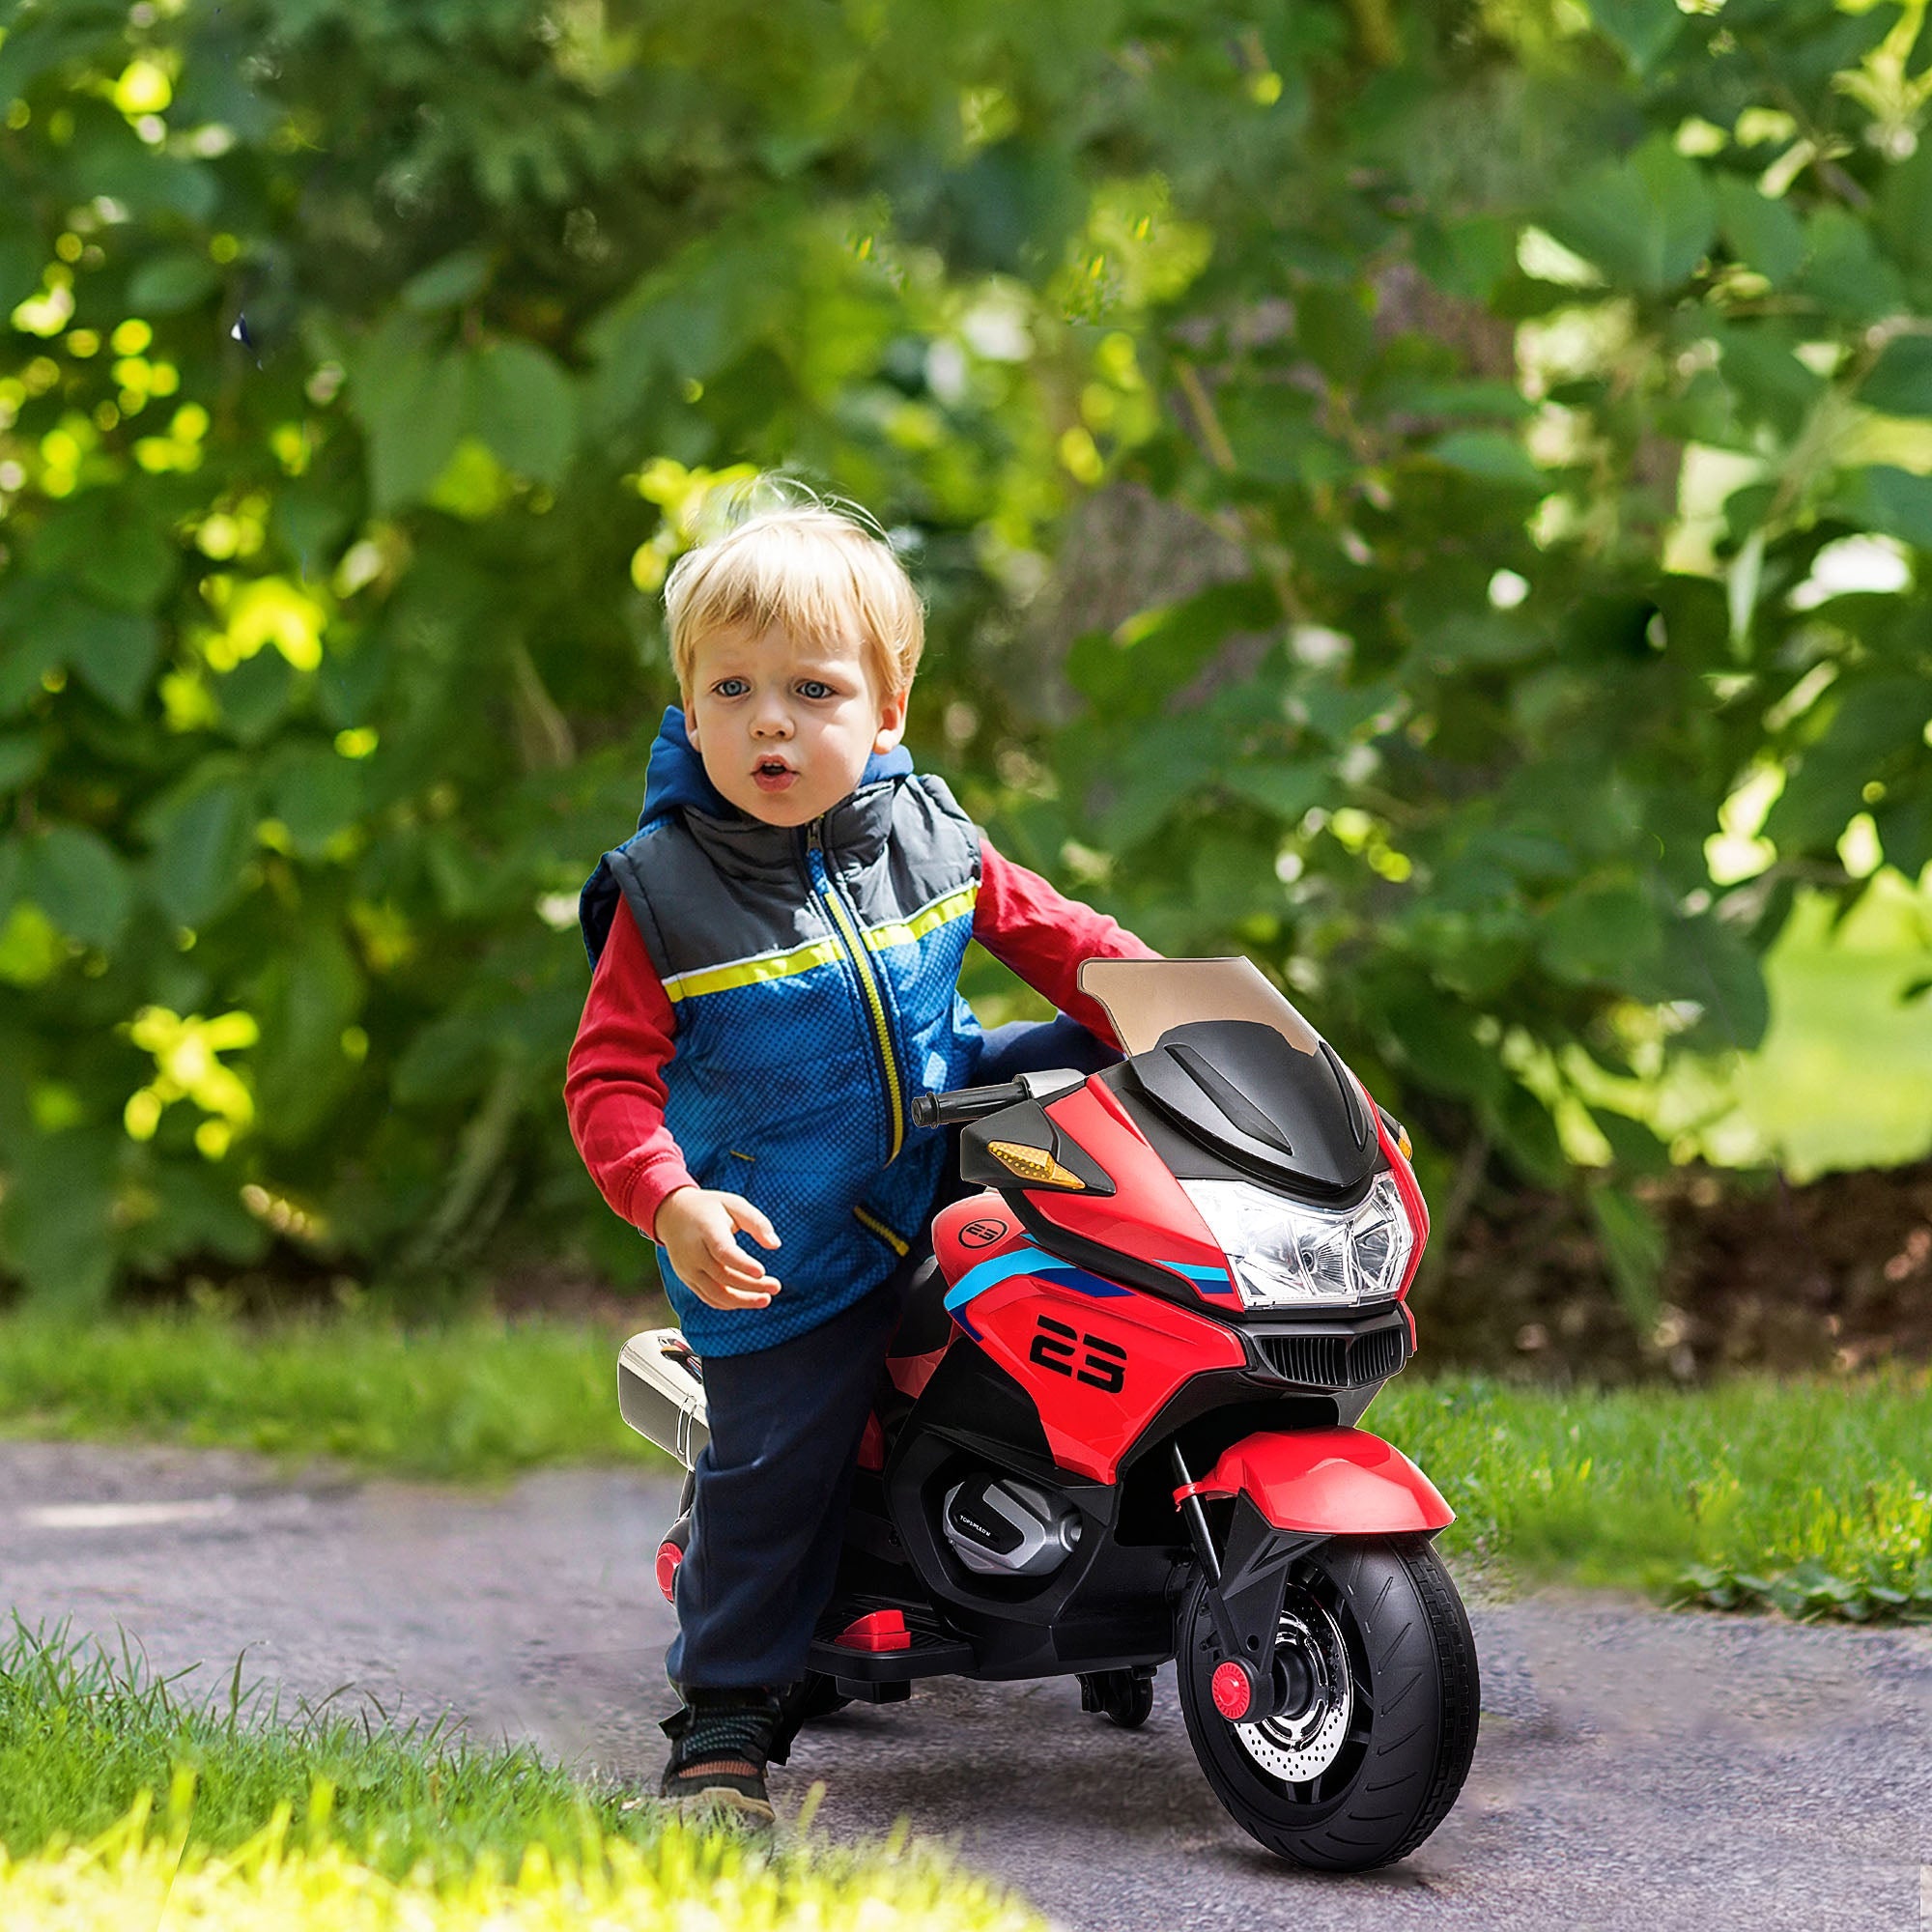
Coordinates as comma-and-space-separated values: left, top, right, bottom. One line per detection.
941, 1473, 1083, 1577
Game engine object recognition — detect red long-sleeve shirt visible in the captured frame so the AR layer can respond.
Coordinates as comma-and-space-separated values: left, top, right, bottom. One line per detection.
564, 839, 1155, 1239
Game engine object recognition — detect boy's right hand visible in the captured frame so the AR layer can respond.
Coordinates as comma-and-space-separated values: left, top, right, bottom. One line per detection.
652, 1187, 782, 1310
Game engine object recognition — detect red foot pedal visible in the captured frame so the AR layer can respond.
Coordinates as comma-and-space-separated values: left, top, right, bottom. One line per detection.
834, 1608, 912, 1652
655, 1541, 682, 1605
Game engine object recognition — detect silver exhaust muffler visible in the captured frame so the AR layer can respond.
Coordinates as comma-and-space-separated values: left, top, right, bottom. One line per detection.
616, 1328, 709, 1468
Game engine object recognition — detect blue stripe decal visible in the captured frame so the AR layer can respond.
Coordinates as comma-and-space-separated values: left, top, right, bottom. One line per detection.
942, 1245, 1135, 1321
1158, 1259, 1234, 1284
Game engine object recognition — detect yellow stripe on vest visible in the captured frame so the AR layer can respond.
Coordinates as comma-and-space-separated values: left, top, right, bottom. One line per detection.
853, 1205, 911, 1256
661, 936, 843, 1003
664, 885, 978, 1004
863, 883, 980, 953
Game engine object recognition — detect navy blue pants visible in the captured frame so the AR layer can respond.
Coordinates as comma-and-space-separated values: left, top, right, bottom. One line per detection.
667, 1013, 1118, 1690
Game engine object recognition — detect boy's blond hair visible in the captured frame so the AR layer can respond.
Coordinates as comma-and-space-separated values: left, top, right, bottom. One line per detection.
665, 504, 925, 699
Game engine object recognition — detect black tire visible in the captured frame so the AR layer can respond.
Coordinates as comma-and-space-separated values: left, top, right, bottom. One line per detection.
1177, 1534, 1478, 1872
1079, 1667, 1156, 1730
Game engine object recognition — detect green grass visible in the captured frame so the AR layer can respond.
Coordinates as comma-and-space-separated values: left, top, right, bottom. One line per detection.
0, 1311, 654, 1478
0, 1623, 1041, 1929
0, 1619, 648, 1880
1, 1311, 1926, 1619
1377, 1370, 1932, 1620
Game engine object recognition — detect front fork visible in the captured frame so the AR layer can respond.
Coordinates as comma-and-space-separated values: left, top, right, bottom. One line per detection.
1170, 1442, 1324, 1723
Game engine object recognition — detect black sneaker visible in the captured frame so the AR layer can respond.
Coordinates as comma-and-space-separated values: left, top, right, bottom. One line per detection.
659, 1690, 782, 1825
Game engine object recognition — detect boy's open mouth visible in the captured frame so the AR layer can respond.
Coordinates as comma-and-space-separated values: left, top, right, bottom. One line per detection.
752, 756, 796, 794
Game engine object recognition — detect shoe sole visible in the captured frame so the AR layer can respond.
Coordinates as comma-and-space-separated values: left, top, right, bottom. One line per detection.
665, 1784, 777, 1828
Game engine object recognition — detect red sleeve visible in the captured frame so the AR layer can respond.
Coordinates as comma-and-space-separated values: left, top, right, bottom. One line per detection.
563, 898, 696, 1241
973, 837, 1160, 1049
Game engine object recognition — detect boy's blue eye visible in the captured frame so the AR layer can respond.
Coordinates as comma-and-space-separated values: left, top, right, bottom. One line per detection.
797, 680, 835, 700
713, 678, 750, 698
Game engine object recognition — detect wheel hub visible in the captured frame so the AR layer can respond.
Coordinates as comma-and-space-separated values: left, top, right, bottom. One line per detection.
1228, 1594, 1352, 1784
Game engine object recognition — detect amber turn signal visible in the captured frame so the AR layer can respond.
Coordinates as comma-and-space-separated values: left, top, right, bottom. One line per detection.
985, 1141, 1086, 1189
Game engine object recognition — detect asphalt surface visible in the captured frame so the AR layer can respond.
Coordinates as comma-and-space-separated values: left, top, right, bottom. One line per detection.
3, 1440, 1929, 1931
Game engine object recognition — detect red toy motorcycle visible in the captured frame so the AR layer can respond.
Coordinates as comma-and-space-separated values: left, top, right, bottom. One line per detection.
619, 956, 1478, 1870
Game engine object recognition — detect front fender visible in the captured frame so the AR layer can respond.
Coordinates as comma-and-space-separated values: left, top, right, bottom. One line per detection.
1186, 1426, 1452, 1535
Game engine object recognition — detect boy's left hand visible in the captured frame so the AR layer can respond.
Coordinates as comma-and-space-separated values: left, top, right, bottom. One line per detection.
654, 1185, 783, 1311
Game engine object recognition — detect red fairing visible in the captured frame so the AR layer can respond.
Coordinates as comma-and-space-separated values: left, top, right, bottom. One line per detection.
1355, 1072, 1430, 1300
932, 1192, 1031, 1280
967, 1271, 1244, 1484
857, 1410, 886, 1471
1189, 1428, 1454, 1534
1029, 1082, 1242, 1310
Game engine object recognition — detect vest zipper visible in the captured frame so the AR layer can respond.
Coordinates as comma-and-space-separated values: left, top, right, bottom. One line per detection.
807, 818, 905, 1164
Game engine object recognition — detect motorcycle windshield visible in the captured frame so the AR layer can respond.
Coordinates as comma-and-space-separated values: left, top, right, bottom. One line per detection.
1076, 956, 1321, 1060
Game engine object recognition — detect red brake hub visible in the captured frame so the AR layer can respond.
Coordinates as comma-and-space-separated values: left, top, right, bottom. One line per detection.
654, 1540, 681, 1605
1210, 1658, 1258, 1721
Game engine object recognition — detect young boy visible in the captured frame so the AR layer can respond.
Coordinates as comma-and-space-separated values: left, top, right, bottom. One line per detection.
566, 501, 1153, 1819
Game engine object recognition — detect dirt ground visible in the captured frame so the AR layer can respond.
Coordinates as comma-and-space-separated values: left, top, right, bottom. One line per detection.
5, 1441, 1929, 1932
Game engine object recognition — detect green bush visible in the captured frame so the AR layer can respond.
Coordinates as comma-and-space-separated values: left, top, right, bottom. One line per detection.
0, 0, 1926, 1309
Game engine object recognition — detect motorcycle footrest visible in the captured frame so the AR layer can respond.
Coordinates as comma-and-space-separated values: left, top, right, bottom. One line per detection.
809, 1601, 975, 1683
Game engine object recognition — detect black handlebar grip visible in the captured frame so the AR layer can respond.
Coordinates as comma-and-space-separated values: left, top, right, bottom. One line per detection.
912, 1080, 1028, 1127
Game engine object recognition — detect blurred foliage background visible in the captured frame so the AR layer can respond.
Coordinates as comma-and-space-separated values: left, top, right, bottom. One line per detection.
0, 0, 1928, 1329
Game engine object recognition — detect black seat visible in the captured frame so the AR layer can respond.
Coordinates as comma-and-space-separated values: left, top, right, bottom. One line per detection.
888, 1254, 953, 1359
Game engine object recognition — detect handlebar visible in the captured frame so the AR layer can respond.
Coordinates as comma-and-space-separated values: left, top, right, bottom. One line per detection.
910, 1080, 1028, 1128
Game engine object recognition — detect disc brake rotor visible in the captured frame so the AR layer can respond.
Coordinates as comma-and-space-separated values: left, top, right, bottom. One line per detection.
1229, 1591, 1353, 1785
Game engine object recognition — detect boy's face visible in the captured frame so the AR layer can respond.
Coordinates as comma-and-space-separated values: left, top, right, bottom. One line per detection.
683, 623, 907, 828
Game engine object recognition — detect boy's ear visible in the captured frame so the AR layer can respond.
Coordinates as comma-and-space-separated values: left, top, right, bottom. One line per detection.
873, 687, 908, 754
681, 701, 700, 752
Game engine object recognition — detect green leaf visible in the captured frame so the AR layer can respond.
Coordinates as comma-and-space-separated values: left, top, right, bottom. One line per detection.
1859, 336, 1932, 418
1547, 136, 1716, 292
1592, 1175, 1669, 1329
401, 247, 492, 313
143, 774, 254, 928
0, 1126, 119, 1314
6, 583, 164, 714
1588, 1181, 1664, 1331
1714, 175, 1805, 285
1428, 430, 1544, 490
469, 341, 577, 486
350, 314, 470, 512
35, 497, 177, 611
0, 732, 43, 794
1796, 209, 1904, 323
1222, 760, 1329, 822
268, 745, 364, 859
1537, 881, 1662, 984
1650, 914, 1769, 1052
1066, 579, 1277, 721
128, 250, 221, 315
0, 234, 42, 312
1586, 0, 1684, 71
252, 922, 363, 1146
26, 825, 129, 952
1833, 468, 1932, 552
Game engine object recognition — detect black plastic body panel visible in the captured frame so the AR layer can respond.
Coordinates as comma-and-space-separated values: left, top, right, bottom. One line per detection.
1126, 1019, 1378, 1198
959, 1097, 1117, 1196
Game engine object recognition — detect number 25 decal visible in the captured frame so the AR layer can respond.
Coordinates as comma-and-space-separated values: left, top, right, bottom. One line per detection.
1028, 1315, 1127, 1394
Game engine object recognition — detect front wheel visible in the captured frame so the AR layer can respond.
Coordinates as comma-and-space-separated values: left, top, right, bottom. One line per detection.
1177, 1534, 1478, 1872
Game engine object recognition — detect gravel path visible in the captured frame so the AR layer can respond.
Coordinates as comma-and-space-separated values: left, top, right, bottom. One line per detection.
3, 1441, 1928, 1931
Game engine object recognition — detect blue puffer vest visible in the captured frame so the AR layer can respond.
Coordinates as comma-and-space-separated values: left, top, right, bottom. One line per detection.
578, 710, 985, 1354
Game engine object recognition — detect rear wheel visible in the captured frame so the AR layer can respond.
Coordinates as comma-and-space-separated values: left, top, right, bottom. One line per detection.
1177, 1534, 1478, 1871
1079, 1667, 1155, 1730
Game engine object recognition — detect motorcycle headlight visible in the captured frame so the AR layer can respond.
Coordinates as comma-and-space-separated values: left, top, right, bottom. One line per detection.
1179, 1173, 1413, 1310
